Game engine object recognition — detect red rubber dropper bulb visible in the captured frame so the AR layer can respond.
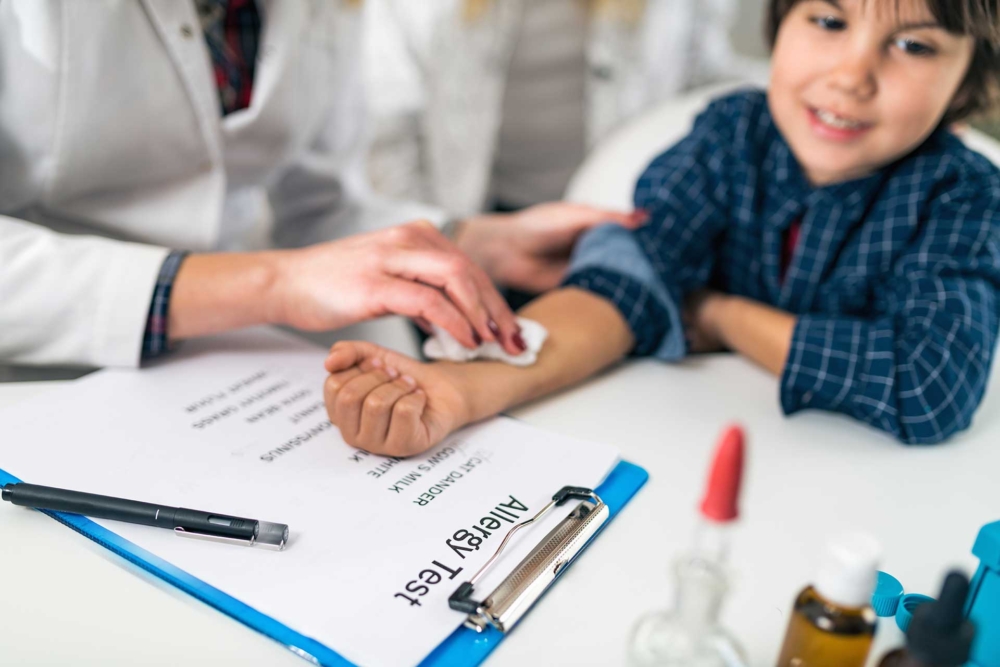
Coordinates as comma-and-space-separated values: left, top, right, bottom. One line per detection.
698, 425, 745, 523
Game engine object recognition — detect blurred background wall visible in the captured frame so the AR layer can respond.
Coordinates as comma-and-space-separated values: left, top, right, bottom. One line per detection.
732, 0, 769, 59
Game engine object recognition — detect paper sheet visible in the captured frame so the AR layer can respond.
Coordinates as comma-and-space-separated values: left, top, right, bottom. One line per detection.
0, 327, 619, 667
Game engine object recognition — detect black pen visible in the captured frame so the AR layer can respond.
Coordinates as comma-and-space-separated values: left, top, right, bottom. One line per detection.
1, 482, 289, 551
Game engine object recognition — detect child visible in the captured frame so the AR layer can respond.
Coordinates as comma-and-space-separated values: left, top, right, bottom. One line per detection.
323, 0, 1000, 454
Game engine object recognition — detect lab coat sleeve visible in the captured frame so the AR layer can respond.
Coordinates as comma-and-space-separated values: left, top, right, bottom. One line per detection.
0, 214, 169, 367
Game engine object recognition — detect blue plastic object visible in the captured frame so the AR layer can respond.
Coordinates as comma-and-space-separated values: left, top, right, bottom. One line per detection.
896, 594, 934, 634
871, 571, 904, 617
967, 520, 1000, 667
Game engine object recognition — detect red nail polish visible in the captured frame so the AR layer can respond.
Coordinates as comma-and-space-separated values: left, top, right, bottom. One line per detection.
473, 331, 483, 346
488, 320, 501, 337
512, 332, 527, 352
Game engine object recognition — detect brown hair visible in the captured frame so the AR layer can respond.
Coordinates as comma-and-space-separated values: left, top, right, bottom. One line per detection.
765, 0, 1000, 122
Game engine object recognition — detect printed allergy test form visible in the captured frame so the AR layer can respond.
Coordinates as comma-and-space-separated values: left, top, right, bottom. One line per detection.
0, 327, 620, 667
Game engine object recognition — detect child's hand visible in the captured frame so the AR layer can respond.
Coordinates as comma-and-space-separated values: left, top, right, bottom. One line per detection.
682, 290, 729, 353
323, 341, 472, 457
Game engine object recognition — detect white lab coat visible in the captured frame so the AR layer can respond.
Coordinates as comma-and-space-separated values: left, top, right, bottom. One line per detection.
365, 0, 768, 217
0, 0, 439, 369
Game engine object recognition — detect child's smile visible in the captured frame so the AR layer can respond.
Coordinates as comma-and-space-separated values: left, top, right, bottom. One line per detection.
807, 105, 875, 141
768, 0, 975, 186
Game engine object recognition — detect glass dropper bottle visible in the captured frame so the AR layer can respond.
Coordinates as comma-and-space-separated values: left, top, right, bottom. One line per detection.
627, 426, 750, 667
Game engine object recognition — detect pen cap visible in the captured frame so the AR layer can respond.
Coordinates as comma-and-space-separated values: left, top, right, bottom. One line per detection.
699, 425, 745, 523
255, 521, 289, 550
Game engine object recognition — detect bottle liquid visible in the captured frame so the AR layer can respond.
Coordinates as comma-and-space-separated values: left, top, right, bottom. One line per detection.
776, 532, 880, 667
876, 571, 975, 667
627, 426, 749, 667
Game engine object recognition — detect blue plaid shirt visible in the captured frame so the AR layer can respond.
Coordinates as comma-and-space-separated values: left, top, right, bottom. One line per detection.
565, 89, 1000, 445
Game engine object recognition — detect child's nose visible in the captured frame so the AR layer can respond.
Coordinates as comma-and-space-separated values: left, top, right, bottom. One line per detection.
827, 50, 878, 101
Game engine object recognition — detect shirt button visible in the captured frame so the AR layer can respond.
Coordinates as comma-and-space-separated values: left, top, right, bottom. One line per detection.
180, 24, 194, 39
802, 391, 814, 403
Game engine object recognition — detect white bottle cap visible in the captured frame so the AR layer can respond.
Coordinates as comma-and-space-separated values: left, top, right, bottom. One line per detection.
814, 532, 881, 608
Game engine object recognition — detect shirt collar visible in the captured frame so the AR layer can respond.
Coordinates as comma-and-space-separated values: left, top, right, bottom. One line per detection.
764, 106, 889, 221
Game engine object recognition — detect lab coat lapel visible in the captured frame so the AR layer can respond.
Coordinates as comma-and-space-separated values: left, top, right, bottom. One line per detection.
249, 0, 294, 117
139, 0, 223, 165
221, 0, 302, 129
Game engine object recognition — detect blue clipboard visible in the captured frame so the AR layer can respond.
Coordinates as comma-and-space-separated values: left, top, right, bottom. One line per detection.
0, 459, 647, 666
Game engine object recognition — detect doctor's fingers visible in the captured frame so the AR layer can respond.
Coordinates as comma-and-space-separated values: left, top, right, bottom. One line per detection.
383, 249, 520, 353
331, 369, 398, 445
389, 222, 522, 355
547, 202, 641, 227
378, 274, 482, 349
405, 225, 524, 353
382, 249, 501, 346
355, 375, 419, 452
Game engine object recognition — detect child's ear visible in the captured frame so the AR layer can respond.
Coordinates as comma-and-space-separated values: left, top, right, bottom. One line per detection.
945, 75, 979, 125
950, 87, 972, 115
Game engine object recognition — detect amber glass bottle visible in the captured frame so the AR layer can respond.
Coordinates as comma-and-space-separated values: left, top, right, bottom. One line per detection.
776, 533, 880, 667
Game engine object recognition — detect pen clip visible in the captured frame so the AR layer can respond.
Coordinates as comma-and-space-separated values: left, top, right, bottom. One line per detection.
174, 526, 257, 549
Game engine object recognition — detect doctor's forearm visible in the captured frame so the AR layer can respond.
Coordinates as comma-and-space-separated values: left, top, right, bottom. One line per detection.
168, 252, 282, 340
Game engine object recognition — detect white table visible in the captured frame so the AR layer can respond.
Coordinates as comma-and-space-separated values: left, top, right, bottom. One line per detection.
1, 342, 998, 666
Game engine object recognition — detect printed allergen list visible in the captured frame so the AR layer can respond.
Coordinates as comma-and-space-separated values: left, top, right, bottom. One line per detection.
346, 443, 495, 505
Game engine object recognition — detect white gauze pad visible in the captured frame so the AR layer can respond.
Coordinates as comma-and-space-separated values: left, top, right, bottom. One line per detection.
423, 317, 548, 366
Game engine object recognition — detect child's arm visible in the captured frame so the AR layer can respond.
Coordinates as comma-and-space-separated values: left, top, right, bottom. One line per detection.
322, 288, 633, 457
693, 184, 1000, 446
322, 95, 742, 456
692, 258, 998, 447
688, 291, 796, 374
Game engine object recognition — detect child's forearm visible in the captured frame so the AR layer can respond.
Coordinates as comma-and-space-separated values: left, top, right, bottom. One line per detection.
453, 288, 634, 422
711, 295, 796, 375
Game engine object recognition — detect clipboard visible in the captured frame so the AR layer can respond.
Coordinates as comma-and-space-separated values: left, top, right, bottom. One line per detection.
0, 459, 647, 667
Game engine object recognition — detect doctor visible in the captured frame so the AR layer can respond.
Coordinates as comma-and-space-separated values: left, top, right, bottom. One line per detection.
0, 0, 637, 368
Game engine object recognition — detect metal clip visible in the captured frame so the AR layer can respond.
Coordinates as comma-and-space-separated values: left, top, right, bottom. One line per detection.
448, 486, 608, 633
174, 521, 288, 551
174, 526, 256, 547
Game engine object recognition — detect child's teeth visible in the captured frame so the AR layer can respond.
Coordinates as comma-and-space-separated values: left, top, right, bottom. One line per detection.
817, 109, 862, 130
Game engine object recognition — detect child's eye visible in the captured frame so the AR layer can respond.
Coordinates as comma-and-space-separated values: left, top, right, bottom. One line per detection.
893, 37, 936, 57
810, 15, 847, 31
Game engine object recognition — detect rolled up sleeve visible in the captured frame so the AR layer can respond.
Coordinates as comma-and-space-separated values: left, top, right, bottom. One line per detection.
562, 98, 734, 359
563, 225, 682, 358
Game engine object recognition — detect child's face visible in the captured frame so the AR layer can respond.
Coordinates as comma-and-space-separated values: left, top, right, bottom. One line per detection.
768, 0, 976, 186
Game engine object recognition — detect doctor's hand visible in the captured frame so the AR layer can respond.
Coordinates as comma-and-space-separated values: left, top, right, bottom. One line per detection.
323, 341, 475, 456
454, 202, 647, 292
168, 221, 522, 353
270, 221, 523, 352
